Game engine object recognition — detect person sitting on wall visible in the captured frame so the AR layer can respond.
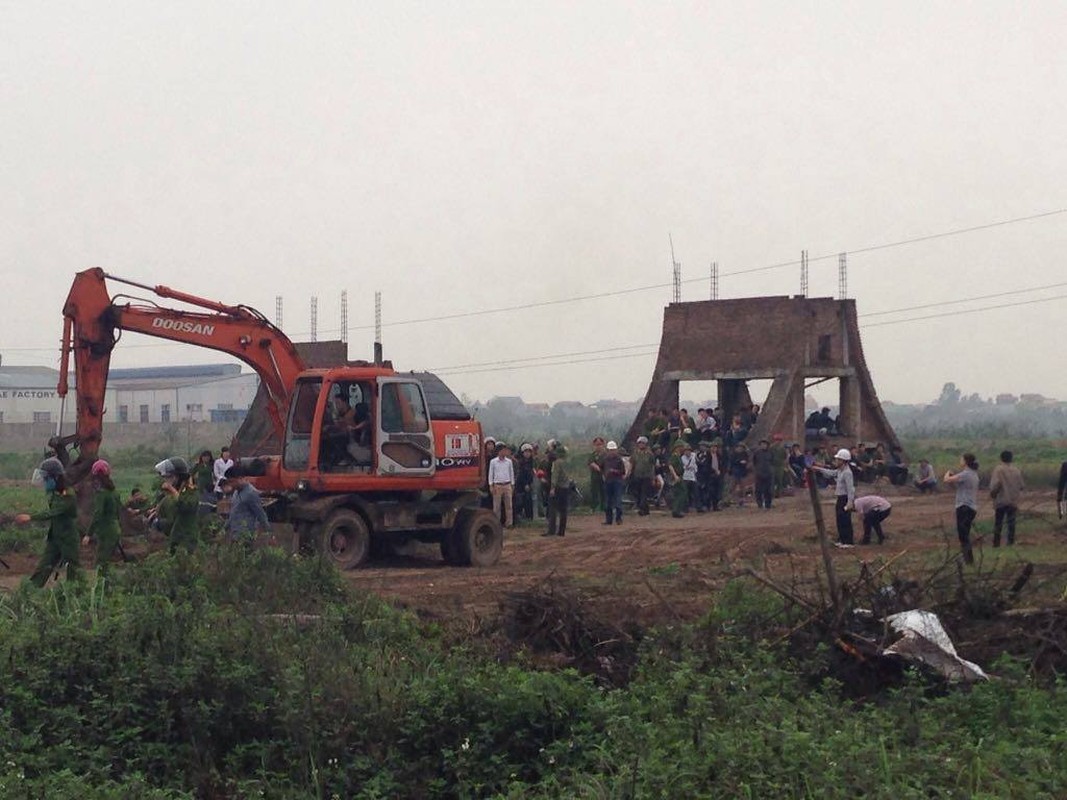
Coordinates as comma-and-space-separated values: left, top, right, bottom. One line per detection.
805, 406, 835, 437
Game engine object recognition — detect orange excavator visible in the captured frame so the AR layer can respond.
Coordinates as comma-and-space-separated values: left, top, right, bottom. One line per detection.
51, 268, 501, 568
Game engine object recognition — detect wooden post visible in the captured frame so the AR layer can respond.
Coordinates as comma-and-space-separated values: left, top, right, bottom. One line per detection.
806, 468, 841, 614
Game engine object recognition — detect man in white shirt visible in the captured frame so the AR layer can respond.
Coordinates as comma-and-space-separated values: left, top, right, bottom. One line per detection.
212, 447, 234, 496
487, 444, 516, 528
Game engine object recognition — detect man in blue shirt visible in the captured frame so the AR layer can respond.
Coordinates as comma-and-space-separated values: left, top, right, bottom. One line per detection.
220, 467, 270, 548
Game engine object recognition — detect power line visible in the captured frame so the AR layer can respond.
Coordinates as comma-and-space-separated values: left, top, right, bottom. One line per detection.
710, 207, 1067, 280
437, 349, 660, 377
862, 292, 1067, 328
341, 208, 1067, 332
431, 342, 659, 372
859, 280, 1067, 318
5, 206, 1066, 354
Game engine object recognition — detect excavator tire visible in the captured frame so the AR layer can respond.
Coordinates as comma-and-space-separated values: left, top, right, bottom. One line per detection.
320, 509, 370, 570
440, 527, 465, 566
455, 508, 504, 568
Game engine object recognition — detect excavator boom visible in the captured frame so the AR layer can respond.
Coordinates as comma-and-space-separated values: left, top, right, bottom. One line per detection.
55, 268, 305, 479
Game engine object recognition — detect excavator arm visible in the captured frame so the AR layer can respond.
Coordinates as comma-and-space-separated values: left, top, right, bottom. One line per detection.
54, 268, 306, 482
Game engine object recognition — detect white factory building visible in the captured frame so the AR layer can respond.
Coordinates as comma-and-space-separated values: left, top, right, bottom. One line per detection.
0, 362, 259, 425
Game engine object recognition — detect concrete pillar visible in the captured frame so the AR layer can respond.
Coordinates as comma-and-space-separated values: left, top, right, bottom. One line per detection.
718, 379, 751, 425
839, 377, 861, 439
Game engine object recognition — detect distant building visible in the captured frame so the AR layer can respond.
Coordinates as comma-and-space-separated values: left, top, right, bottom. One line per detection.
0, 362, 258, 425
0, 366, 67, 425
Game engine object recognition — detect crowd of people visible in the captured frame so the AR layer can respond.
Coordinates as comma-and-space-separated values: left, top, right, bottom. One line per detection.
483, 407, 1061, 566
1, 446, 269, 586
5, 426, 1065, 586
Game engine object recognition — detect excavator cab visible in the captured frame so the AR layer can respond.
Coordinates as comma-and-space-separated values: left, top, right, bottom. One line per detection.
282, 372, 435, 480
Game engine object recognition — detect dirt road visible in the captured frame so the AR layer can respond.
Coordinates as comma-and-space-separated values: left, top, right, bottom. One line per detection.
4, 489, 1063, 626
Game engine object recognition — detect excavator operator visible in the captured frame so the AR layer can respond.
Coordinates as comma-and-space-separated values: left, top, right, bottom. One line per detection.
321, 385, 374, 470
322, 394, 356, 469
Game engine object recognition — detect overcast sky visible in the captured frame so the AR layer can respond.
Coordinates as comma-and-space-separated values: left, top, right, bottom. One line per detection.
2, 2, 1065, 407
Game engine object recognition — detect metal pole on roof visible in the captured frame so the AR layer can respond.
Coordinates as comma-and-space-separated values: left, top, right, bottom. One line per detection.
341, 290, 349, 345
670, 234, 681, 303
373, 291, 383, 365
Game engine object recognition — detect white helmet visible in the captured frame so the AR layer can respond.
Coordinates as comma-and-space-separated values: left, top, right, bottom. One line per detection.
834, 448, 852, 461
636, 436, 648, 445
606, 441, 618, 450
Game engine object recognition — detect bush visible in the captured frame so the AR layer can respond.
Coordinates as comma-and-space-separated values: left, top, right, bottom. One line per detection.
0, 555, 1065, 798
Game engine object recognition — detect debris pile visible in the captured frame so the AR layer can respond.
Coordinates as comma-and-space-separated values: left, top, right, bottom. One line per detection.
498, 577, 641, 686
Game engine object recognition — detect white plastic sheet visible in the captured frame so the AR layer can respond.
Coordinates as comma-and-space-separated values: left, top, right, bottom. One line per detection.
883, 610, 988, 682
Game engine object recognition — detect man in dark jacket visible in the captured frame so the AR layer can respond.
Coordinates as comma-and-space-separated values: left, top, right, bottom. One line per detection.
545, 445, 570, 537
629, 436, 656, 516
1058, 460, 1067, 519
751, 439, 775, 509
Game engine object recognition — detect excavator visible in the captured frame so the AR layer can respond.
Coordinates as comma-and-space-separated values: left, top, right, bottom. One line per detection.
50, 267, 502, 568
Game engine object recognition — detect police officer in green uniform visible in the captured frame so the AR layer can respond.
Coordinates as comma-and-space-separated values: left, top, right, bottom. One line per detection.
18, 457, 82, 587
83, 459, 122, 577
630, 436, 656, 516
156, 457, 201, 553
669, 442, 688, 518
587, 437, 605, 512
192, 449, 216, 517
545, 445, 571, 537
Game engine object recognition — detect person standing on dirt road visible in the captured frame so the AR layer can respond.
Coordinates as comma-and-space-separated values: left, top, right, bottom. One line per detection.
3, 457, 83, 587
588, 437, 605, 513
814, 449, 856, 546
853, 494, 891, 545
545, 445, 570, 537
668, 442, 688, 518
630, 436, 656, 516
1058, 460, 1067, 519
601, 441, 627, 525
752, 439, 775, 510
989, 450, 1024, 547
943, 453, 980, 564
488, 444, 516, 529
83, 459, 122, 577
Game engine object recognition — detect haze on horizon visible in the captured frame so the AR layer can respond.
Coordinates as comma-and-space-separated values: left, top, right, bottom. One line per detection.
2, 2, 1065, 408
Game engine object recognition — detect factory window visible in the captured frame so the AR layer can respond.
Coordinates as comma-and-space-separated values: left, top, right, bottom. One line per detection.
161, 404, 171, 423
185, 403, 203, 413
118, 405, 128, 423
0, 411, 4, 422
33, 411, 51, 424
139, 404, 149, 423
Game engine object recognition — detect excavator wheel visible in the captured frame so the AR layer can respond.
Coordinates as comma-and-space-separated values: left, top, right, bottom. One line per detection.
455, 509, 504, 568
439, 527, 465, 566
320, 509, 370, 570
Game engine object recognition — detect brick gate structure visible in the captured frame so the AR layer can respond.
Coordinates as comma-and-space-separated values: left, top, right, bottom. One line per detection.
624, 296, 901, 449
